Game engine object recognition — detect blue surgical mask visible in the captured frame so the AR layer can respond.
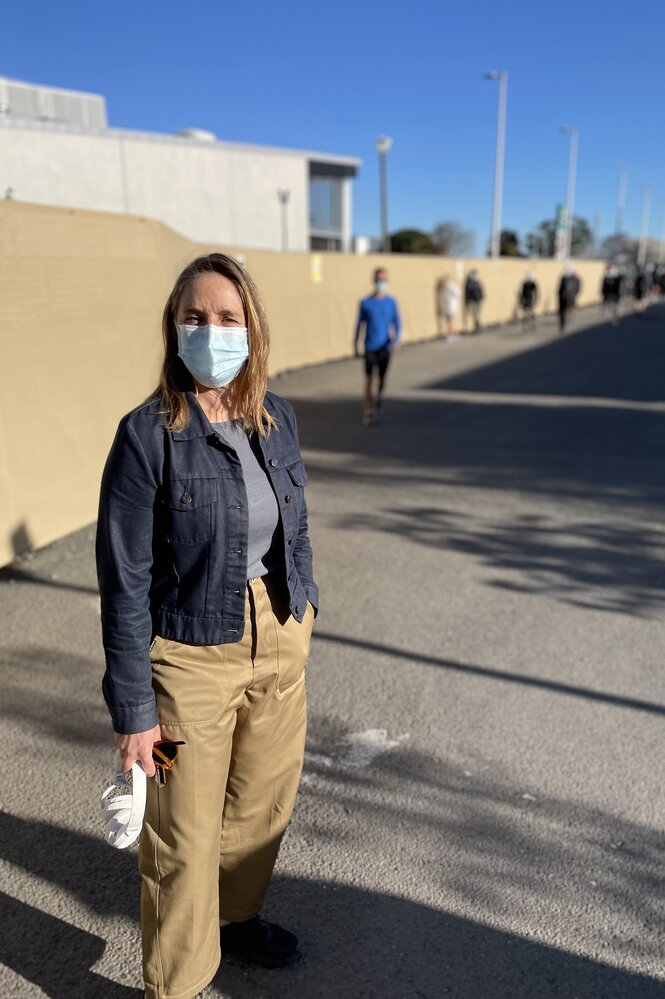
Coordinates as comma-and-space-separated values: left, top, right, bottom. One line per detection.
176, 325, 249, 388
375, 280, 388, 293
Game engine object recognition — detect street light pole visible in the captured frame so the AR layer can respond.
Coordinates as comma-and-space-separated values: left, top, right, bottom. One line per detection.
614, 165, 628, 234
559, 126, 578, 260
483, 71, 508, 259
277, 189, 290, 252
658, 201, 665, 266
375, 135, 392, 253
638, 184, 652, 267
593, 212, 601, 257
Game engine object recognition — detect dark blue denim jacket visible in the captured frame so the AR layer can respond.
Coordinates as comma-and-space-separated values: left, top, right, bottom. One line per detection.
96, 391, 318, 734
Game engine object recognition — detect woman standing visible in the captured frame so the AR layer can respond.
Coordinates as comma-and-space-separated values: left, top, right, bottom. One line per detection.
96, 253, 318, 999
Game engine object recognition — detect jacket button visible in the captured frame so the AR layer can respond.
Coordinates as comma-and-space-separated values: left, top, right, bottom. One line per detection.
295, 605, 301, 614
287, 537, 293, 545
285, 494, 293, 503
181, 492, 192, 504
269, 459, 279, 467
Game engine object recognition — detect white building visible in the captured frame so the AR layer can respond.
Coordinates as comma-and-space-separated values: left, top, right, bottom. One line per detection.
0, 77, 360, 252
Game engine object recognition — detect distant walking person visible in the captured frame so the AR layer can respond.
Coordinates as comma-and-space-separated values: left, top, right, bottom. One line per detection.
519, 271, 539, 329
435, 275, 461, 339
464, 270, 484, 333
633, 266, 650, 315
354, 267, 401, 426
601, 264, 623, 325
558, 266, 580, 332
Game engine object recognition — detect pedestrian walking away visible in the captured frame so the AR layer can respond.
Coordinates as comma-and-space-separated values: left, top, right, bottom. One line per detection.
354, 267, 401, 425
558, 266, 580, 333
633, 266, 650, 315
464, 269, 484, 333
435, 274, 461, 339
519, 270, 539, 329
96, 252, 319, 999
601, 263, 623, 325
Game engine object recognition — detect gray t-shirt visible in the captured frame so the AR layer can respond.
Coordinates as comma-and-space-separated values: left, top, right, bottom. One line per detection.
213, 420, 280, 579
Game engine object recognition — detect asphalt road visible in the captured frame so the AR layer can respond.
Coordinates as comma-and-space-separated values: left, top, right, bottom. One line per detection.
1, 302, 664, 999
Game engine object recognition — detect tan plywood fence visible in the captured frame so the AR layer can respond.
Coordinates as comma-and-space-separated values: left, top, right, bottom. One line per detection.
0, 201, 605, 566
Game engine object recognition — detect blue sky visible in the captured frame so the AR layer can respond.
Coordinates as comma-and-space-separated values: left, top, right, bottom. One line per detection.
1, 0, 662, 254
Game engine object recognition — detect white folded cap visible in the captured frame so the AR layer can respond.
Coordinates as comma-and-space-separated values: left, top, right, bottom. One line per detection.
100, 753, 147, 849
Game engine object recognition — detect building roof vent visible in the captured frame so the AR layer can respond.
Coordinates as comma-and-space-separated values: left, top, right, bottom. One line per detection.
174, 128, 217, 142
0, 76, 107, 129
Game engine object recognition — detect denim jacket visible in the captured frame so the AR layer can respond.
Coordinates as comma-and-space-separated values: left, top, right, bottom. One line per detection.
96, 391, 318, 734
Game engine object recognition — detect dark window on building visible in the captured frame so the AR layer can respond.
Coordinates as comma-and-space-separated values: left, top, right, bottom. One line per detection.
310, 235, 342, 251
309, 177, 342, 234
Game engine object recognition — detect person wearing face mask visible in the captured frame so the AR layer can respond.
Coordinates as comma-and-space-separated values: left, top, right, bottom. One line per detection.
96, 253, 318, 999
354, 266, 401, 425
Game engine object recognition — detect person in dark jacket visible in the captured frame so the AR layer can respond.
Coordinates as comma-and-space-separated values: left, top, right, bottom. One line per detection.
96, 253, 318, 999
633, 266, 650, 314
601, 264, 623, 324
464, 269, 485, 332
519, 271, 539, 329
557, 266, 581, 332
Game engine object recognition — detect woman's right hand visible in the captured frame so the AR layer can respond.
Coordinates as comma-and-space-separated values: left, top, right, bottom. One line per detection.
115, 724, 162, 776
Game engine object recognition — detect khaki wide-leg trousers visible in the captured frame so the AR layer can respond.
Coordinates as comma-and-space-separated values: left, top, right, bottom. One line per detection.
140, 575, 313, 999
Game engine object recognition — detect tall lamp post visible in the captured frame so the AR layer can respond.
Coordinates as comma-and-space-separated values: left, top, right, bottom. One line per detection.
277, 189, 290, 252
658, 200, 665, 266
376, 135, 392, 253
638, 184, 652, 267
482, 71, 508, 259
557, 126, 579, 260
614, 165, 628, 234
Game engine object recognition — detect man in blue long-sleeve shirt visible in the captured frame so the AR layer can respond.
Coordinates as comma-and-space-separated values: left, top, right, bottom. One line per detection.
354, 267, 401, 425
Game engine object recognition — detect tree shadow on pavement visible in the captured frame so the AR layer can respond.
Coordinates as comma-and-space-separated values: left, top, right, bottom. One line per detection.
0, 811, 138, 920
0, 562, 98, 595
0, 647, 110, 747
311, 630, 665, 716
0, 720, 663, 999
0, 810, 662, 999
328, 504, 665, 617
301, 717, 665, 935
0, 891, 140, 998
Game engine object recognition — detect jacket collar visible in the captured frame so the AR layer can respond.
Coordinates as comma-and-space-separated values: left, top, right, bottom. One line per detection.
171, 392, 278, 441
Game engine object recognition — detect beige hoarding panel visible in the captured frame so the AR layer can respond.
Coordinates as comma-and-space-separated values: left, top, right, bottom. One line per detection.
0, 201, 605, 566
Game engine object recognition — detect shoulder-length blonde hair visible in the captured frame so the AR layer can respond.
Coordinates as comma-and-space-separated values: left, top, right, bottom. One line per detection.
156, 253, 275, 435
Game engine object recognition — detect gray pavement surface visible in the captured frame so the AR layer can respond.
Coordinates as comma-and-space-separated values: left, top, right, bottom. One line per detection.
1, 303, 664, 998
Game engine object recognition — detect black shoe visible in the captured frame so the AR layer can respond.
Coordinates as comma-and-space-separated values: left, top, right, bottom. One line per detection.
220, 916, 301, 969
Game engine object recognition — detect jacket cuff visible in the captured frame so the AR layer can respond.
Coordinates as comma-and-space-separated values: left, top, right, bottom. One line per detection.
110, 697, 159, 736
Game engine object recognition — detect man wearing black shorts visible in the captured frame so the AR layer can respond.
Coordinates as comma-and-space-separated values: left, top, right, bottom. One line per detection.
354, 267, 401, 426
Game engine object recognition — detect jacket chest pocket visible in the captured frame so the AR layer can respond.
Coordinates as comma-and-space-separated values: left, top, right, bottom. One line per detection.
164, 477, 218, 544
285, 459, 307, 488
274, 458, 307, 521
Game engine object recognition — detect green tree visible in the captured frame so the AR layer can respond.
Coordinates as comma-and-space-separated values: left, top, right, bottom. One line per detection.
499, 229, 523, 256
525, 216, 593, 258
389, 229, 437, 254
430, 221, 474, 256
571, 217, 593, 256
